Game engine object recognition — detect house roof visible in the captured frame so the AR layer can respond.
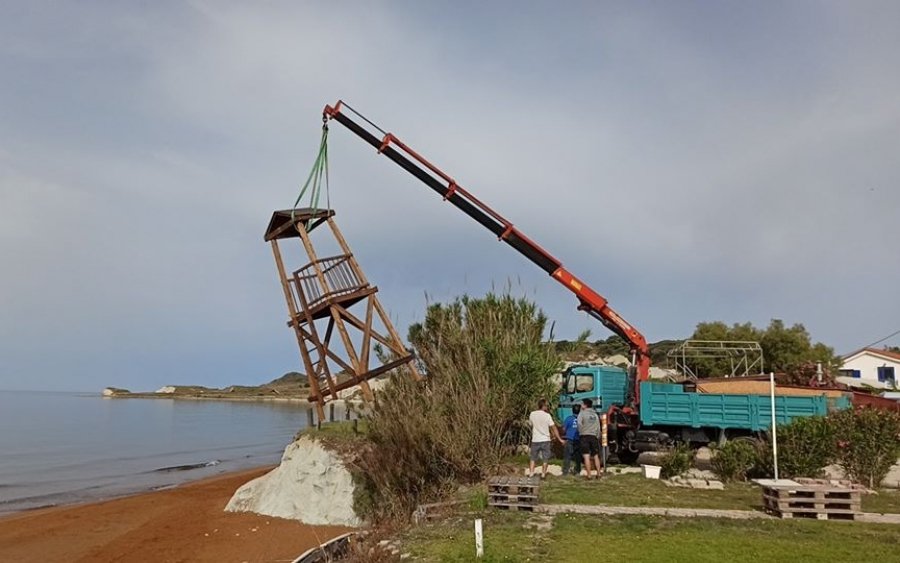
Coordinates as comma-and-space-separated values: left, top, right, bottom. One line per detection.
842, 347, 900, 363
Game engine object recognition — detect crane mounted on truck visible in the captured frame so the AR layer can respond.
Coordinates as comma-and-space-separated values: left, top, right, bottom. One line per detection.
320, 101, 851, 464
322, 100, 651, 449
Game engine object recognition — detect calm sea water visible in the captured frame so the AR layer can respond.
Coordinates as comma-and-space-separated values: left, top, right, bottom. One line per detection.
0, 391, 315, 516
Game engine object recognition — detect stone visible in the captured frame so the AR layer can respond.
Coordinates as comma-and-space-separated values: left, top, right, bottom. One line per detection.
882, 461, 900, 489
225, 436, 360, 527
685, 468, 716, 480
610, 467, 643, 475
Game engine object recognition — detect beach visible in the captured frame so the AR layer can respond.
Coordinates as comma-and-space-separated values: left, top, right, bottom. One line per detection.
0, 466, 351, 563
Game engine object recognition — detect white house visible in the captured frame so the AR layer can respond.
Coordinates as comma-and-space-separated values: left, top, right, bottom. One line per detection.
840, 347, 900, 388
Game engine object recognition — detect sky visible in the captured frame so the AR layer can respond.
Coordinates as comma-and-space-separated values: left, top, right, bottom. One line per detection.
1, 1, 899, 392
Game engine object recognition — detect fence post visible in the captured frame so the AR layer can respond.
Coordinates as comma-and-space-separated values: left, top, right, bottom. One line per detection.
474, 518, 484, 558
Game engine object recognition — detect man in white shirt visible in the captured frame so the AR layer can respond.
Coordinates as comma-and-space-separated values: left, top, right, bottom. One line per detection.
528, 399, 565, 479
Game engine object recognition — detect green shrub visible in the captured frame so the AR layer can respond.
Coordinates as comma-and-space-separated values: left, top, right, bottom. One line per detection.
750, 438, 775, 479
352, 292, 561, 522
711, 440, 758, 482
832, 407, 900, 488
775, 416, 836, 478
660, 442, 695, 478
715, 417, 837, 481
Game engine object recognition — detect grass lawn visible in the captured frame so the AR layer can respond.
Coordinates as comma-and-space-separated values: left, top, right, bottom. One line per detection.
541, 473, 762, 510
864, 488, 900, 514
403, 512, 900, 563
539, 472, 900, 514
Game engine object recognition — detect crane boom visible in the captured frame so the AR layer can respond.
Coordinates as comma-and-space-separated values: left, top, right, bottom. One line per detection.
323, 100, 651, 404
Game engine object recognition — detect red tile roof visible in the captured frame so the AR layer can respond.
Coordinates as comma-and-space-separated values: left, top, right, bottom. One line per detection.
847, 347, 900, 362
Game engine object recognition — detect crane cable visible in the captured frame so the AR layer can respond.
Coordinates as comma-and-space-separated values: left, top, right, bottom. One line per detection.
291, 122, 330, 228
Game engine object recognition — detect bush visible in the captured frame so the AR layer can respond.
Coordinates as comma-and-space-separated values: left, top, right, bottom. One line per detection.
711, 440, 758, 482
715, 417, 837, 481
659, 442, 695, 478
774, 416, 836, 478
352, 292, 561, 522
832, 407, 900, 489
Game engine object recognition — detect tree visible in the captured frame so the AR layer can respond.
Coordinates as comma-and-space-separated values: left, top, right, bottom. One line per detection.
688, 319, 836, 377
406, 293, 560, 442
354, 292, 562, 520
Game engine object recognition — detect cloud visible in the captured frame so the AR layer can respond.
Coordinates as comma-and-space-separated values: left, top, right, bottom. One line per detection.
1, 1, 899, 390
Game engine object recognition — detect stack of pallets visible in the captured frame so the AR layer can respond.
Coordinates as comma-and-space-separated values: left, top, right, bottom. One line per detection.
762, 483, 861, 521
487, 476, 540, 511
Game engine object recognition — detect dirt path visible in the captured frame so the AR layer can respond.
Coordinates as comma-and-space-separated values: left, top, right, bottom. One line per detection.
0, 466, 352, 563
539, 503, 771, 519
539, 503, 900, 523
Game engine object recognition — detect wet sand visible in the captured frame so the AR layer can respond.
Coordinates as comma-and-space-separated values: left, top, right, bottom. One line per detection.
0, 466, 352, 563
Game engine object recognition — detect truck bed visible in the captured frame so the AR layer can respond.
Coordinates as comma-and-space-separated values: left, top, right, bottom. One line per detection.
639, 382, 850, 431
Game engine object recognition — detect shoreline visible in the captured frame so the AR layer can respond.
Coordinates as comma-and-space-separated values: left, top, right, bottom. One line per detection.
0, 465, 352, 563
104, 393, 312, 403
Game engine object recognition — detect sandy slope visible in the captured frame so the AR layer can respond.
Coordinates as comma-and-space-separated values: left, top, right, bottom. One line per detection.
0, 466, 351, 563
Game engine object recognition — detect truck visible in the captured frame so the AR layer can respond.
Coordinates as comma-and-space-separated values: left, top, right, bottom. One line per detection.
558, 365, 850, 463
321, 100, 848, 463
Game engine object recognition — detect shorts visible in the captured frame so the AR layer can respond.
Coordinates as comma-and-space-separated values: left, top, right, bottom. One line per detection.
579, 435, 601, 457
529, 441, 552, 462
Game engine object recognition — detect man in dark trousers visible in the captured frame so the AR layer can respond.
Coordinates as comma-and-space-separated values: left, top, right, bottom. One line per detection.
562, 404, 582, 476
577, 398, 602, 479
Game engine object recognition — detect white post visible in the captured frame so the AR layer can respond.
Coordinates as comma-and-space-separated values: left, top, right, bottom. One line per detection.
770, 371, 779, 481
474, 518, 484, 558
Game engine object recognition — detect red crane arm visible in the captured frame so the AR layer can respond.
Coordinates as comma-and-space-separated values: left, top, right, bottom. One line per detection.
323, 100, 651, 403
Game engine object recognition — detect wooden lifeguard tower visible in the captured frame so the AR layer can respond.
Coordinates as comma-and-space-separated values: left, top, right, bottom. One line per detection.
264, 208, 422, 420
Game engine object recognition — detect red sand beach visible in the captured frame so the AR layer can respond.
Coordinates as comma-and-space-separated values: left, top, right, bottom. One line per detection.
0, 466, 351, 563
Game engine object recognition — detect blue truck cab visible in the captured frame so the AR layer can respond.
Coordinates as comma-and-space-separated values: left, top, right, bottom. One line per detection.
557, 364, 628, 421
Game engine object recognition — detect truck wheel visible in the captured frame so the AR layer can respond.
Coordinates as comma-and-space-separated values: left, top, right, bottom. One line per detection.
613, 449, 640, 465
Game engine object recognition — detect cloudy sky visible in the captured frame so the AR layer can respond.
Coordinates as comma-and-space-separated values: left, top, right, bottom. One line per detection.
2, 1, 898, 392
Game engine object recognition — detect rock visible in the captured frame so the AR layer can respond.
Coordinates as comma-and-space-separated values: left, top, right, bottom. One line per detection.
823, 461, 900, 489
225, 436, 360, 526
155, 386, 176, 394
102, 387, 129, 396
694, 448, 713, 462
685, 468, 717, 480
664, 477, 688, 488
666, 477, 725, 490
337, 377, 389, 400
610, 467, 643, 475
883, 462, 900, 489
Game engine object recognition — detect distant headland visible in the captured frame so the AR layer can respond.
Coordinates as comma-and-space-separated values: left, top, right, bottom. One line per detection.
102, 372, 310, 401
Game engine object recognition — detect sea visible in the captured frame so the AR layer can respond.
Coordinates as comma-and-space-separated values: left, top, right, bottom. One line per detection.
0, 390, 316, 516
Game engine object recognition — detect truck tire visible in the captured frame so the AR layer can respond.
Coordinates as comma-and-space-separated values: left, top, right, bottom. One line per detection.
613, 449, 640, 465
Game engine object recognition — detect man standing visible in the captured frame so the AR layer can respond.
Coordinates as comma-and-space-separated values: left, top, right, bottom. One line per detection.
577, 398, 602, 479
528, 399, 564, 479
562, 404, 582, 476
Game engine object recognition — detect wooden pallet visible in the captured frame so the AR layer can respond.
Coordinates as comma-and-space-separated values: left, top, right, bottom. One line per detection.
762, 485, 860, 521
487, 476, 540, 511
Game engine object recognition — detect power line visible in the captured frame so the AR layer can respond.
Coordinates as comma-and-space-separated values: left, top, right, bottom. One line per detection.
863, 328, 900, 349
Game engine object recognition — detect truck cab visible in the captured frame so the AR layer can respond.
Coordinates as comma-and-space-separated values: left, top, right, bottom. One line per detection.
557, 364, 628, 421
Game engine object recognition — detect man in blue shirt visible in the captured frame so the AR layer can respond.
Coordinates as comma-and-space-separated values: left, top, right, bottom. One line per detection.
562, 404, 582, 476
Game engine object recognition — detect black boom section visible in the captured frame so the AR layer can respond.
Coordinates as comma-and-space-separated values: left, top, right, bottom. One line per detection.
332, 111, 559, 276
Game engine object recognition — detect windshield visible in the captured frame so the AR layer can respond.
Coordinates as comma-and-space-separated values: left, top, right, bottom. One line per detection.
564, 370, 595, 394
